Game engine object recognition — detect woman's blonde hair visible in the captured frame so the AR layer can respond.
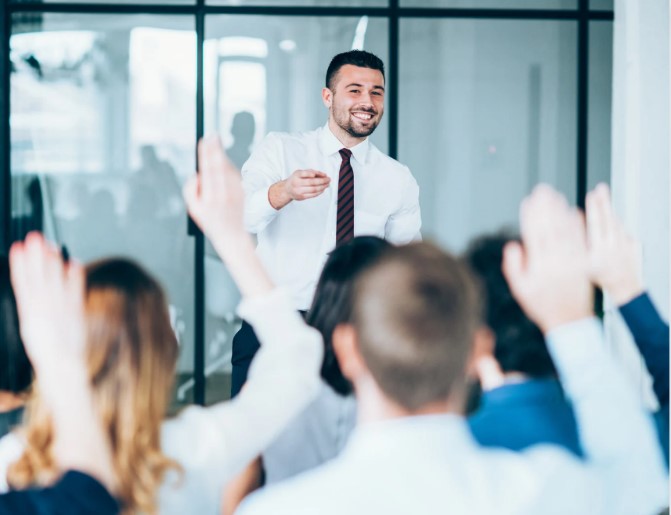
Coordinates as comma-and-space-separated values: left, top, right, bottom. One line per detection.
8, 258, 181, 514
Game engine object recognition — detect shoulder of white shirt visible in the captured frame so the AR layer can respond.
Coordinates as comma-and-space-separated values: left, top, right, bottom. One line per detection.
263, 127, 321, 147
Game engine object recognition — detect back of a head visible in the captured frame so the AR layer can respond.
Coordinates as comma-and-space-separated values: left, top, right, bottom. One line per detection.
10, 258, 180, 514
464, 233, 556, 378
84, 258, 179, 406
325, 50, 385, 91
351, 242, 482, 412
307, 236, 391, 396
0, 256, 32, 395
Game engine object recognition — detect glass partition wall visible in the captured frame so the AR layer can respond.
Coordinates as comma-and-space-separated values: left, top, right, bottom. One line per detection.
1, 1, 614, 406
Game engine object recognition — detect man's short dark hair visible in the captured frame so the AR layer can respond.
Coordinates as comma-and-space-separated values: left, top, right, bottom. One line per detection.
0, 256, 32, 393
325, 50, 385, 91
307, 236, 391, 396
464, 233, 557, 378
351, 242, 482, 411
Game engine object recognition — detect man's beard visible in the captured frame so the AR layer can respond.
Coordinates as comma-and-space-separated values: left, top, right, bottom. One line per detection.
332, 105, 381, 138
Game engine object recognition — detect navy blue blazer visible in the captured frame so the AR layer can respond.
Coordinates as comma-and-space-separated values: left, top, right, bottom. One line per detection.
469, 378, 583, 457
0, 471, 119, 515
619, 292, 669, 467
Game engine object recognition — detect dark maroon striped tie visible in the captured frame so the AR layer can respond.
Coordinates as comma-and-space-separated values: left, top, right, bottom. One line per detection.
336, 148, 354, 246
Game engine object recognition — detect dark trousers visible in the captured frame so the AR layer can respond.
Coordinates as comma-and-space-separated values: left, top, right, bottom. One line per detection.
231, 321, 260, 397
231, 311, 307, 398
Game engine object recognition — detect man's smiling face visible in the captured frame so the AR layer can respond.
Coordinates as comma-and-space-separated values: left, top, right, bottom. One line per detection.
327, 64, 385, 139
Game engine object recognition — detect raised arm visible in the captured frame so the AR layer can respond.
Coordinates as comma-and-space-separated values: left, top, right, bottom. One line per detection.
3, 233, 118, 513
503, 185, 668, 515
586, 183, 669, 406
169, 136, 322, 500
185, 135, 273, 297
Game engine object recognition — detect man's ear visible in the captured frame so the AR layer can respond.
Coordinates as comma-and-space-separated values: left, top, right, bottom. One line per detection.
465, 326, 494, 377
332, 323, 366, 384
468, 327, 504, 390
322, 87, 333, 109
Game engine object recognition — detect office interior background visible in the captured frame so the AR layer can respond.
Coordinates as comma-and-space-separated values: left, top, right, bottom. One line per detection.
0, 0, 668, 409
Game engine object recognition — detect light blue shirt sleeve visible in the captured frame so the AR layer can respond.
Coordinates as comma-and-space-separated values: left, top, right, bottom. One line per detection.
546, 317, 669, 515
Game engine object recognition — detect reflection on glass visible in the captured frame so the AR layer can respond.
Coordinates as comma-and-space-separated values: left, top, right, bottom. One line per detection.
587, 22, 613, 190
590, 0, 614, 9
202, 14, 389, 404
10, 14, 197, 409
399, 19, 578, 252
399, 0, 576, 8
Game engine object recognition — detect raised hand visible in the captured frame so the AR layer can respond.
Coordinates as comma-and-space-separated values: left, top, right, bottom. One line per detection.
184, 135, 273, 297
586, 183, 643, 305
9, 232, 86, 379
502, 185, 593, 333
184, 135, 246, 249
9, 232, 116, 490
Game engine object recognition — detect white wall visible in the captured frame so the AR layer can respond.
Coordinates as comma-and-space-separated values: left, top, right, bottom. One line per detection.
398, 19, 579, 253
608, 0, 669, 405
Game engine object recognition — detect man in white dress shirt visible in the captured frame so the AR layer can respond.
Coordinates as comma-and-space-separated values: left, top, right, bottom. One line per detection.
236, 185, 668, 515
231, 50, 421, 395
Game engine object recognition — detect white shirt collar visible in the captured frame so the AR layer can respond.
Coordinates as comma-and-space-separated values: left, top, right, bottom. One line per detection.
318, 122, 370, 165
344, 414, 473, 457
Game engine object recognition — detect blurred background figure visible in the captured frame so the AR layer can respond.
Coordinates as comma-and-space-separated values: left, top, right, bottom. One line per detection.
226, 111, 256, 170
10, 178, 43, 243
0, 257, 32, 439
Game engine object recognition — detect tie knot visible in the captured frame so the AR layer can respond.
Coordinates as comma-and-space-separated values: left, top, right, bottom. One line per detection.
339, 148, 352, 161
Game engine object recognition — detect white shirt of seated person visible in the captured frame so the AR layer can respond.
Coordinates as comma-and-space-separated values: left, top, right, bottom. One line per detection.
237, 199, 669, 515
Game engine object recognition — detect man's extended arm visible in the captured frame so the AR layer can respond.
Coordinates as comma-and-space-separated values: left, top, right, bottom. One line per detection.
242, 133, 330, 233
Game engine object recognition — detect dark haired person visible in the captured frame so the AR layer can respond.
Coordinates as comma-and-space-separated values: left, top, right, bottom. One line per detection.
263, 235, 391, 484
0, 257, 32, 438
223, 236, 390, 515
465, 235, 583, 456
231, 49, 421, 396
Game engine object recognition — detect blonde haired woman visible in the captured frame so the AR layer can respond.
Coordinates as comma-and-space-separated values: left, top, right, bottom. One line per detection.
0, 136, 323, 514
6, 258, 180, 514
